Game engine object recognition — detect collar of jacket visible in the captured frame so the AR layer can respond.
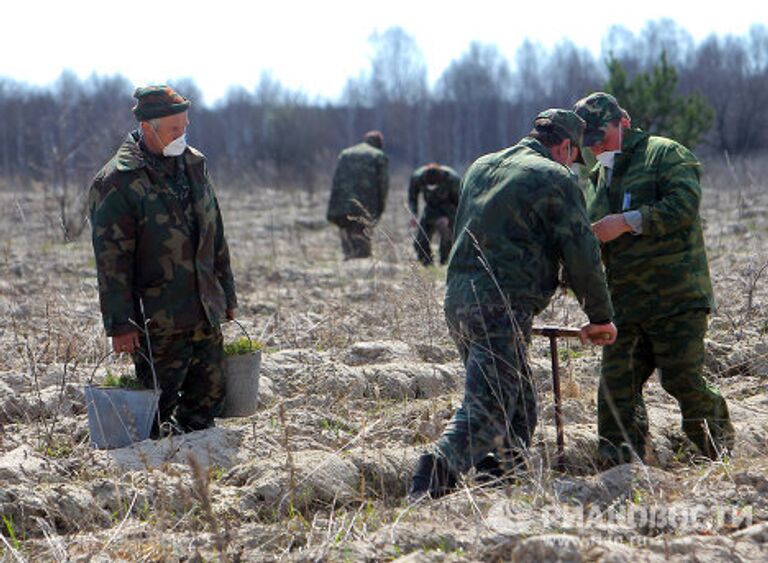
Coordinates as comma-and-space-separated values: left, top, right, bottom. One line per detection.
519, 136, 559, 162
619, 128, 649, 155
115, 130, 205, 172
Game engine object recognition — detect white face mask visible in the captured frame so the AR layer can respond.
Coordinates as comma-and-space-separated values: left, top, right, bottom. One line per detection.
162, 133, 187, 157
596, 151, 617, 168
595, 122, 624, 168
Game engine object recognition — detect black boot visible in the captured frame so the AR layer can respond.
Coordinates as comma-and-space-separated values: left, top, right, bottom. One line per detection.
474, 452, 522, 486
474, 453, 504, 483
408, 453, 457, 501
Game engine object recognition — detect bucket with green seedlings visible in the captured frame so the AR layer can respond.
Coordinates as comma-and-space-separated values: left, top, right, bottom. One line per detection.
84, 358, 159, 449
222, 321, 262, 417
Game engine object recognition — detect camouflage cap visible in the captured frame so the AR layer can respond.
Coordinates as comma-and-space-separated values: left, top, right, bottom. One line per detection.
132, 85, 191, 122
533, 109, 586, 163
572, 92, 624, 146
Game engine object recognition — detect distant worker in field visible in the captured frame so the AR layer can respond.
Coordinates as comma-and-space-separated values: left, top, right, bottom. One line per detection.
89, 85, 238, 437
409, 109, 617, 500
326, 131, 389, 259
408, 162, 461, 266
573, 92, 734, 465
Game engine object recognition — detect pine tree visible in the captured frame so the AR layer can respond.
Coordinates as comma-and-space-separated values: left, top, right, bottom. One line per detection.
605, 52, 713, 148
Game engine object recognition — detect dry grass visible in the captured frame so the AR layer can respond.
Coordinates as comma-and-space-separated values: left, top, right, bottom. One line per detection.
0, 158, 766, 561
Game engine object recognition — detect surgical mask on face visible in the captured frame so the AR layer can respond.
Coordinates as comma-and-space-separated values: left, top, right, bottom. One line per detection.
596, 151, 617, 168
162, 134, 187, 157
595, 122, 624, 168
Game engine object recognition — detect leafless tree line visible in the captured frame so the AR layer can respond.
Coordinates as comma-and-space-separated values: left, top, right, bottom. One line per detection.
0, 20, 766, 203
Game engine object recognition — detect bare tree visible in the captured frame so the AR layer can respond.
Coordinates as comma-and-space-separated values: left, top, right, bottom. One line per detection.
688, 32, 768, 154
368, 27, 428, 106
40, 72, 128, 241
545, 40, 602, 105
436, 42, 514, 163
513, 40, 549, 133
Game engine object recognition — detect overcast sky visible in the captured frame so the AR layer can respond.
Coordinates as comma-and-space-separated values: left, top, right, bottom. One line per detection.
3, 0, 764, 105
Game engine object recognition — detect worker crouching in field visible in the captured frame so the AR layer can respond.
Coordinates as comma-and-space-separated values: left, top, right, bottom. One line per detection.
408, 163, 461, 266
409, 109, 617, 501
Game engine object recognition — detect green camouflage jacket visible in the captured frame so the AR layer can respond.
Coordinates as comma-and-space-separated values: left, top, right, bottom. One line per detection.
407, 164, 461, 216
586, 128, 714, 324
445, 137, 613, 323
327, 141, 389, 223
89, 132, 237, 336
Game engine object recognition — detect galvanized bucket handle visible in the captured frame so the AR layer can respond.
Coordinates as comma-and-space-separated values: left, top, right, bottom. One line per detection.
88, 349, 116, 385
231, 318, 253, 348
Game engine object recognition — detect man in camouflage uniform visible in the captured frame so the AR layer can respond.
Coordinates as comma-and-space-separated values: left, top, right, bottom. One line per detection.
409, 110, 617, 500
326, 131, 389, 259
573, 92, 734, 465
89, 85, 237, 436
408, 163, 461, 266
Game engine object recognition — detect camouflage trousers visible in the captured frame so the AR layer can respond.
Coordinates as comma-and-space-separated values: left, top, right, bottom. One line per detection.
436, 305, 537, 474
414, 207, 454, 266
598, 309, 734, 463
134, 322, 225, 434
335, 215, 372, 259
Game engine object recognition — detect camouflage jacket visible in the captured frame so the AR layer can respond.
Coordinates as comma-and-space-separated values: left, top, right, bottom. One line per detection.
89, 132, 237, 336
327, 141, 389, 223
407, 164, 461, 216
586, 128, 714, 324
445, 137, 614, 324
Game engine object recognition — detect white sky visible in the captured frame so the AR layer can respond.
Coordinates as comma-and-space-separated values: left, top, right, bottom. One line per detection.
3, 0, 764, 106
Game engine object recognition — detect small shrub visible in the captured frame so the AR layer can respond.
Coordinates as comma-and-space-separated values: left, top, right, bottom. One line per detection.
224, 337, 262, 356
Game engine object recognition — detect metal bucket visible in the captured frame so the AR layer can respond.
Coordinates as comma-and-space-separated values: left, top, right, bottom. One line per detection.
84, 385, 160, 449
221, 350, 261, 417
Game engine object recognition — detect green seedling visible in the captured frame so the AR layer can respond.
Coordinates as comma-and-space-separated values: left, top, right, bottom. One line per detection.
223, 337, 262, 356
2, 515, 21, 551
102, 370, 143, 389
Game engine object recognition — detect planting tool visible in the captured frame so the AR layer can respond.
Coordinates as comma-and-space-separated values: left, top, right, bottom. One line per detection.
531, 325, 584, 471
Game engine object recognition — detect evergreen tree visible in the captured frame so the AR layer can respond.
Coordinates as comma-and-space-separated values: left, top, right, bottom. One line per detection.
605, 52, 713, 148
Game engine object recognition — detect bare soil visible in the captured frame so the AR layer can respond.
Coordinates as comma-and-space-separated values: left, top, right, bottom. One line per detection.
0, 165, 766, 561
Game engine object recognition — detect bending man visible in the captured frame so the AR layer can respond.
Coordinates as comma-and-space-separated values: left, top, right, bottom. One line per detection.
410, 109, 616, 499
